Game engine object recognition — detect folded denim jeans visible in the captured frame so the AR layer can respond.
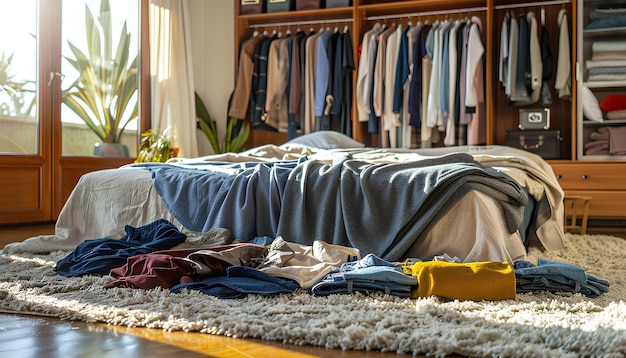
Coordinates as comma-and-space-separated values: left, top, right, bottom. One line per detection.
514, 259, 609, 297
309, 254, 416, 297
516, 275, 602, 297
309, 278, 413, 297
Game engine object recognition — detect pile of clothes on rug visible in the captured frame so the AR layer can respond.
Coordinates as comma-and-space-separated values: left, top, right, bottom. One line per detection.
54, 219, 609, 301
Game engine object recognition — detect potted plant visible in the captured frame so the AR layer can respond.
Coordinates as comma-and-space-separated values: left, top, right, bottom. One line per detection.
61, 0, 138, 157
135, 127, 176, 163
196, 91, 249, 154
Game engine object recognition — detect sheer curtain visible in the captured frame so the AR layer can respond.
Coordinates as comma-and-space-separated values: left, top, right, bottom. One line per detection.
149, 0, 198, 158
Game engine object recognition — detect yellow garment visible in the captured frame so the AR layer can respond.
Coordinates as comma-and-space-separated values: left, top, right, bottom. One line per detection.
404, 261, 516, 301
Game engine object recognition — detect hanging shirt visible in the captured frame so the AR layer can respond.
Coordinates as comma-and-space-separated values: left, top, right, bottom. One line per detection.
453, 21, 467, 126
356, 23, 382, 122
287, 31, 306, 139
338, 29, 355, 135
555, 8, 571, 99
230, 34, 266, 120
464, 20, 485, 117
252, 34, 278, 130
373, 24, 397, 119
465, 17, 486, 146
510, 11, 543, 107
506, 16, 519, 101
540, 15, 554, 105
393, 24, 410, 116
383, 24, 403, 147
426, 21, 447, 130
443, 20, 463, 146
408, 23, 430, 128
304, 29, 325, 133
265, 36, 290, 131
401, 22, 422, 148
499, 13, 510, 92
421, 21, 438, 146
313, 30, 334, 119
367, 25, 384, 134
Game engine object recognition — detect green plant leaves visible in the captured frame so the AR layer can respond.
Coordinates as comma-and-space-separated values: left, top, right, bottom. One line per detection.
62, 0, 138, 144
135, 128, 174, 163
195, 91, 249, 154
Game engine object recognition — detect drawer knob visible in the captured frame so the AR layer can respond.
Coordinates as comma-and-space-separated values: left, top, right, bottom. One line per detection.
556, 174, 562, 179
582, 175, 588, 180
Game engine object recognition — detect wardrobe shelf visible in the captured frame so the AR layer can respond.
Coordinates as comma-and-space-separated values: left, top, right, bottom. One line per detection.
583, 80, 626, 89
578, 154, 626, 161
358, 0, 486, 16
582, 0, 626, 5
238, 7, 354, 26
583, 119, 626, 125
583, 26, 626, 38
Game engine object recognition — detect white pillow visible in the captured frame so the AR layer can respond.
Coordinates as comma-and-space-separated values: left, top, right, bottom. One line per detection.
581, 85, 604, 122
283, 130, 365, 149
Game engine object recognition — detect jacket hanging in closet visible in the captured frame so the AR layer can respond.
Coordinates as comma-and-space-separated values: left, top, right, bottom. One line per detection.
231, 27, 355, 139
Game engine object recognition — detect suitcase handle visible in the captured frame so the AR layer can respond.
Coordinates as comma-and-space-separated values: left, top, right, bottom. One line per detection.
518, 134, 544, 150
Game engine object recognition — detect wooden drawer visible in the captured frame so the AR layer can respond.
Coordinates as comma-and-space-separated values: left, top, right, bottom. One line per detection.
563, 190, 626, 218
550, 163, 626, 191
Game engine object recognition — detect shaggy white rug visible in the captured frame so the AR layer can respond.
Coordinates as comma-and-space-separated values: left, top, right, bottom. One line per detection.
1, 233, 625, 357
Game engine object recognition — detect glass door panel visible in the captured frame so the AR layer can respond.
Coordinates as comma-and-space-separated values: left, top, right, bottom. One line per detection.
0, 0, 39, 155
60, 0, 140, 157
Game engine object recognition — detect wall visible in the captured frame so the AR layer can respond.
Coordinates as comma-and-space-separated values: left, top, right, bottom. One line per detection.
189, 0, 235, 156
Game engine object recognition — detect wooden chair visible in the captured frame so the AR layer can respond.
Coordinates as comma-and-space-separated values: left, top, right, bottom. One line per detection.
563, 196, 592, 235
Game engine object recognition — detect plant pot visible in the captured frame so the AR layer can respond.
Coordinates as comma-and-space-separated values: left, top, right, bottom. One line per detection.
93, 143, 129, 157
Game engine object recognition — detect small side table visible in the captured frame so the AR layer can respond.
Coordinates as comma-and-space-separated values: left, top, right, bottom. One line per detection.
563, 196, 592, 235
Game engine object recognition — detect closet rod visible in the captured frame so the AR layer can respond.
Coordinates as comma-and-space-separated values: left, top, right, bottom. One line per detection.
494, 0, 570, 10
248, 18, 353, 29
366, 6, 487, 21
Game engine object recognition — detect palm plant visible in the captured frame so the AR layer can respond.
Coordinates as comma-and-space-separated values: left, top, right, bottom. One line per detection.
62, 0, 138, 144
196, 91, 249, 154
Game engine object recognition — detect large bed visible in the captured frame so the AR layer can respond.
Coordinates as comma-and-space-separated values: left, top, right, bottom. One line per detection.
3, 133, 565, 267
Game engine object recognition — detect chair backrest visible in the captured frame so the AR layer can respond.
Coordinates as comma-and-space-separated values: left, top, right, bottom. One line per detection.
563, 196, 592, 235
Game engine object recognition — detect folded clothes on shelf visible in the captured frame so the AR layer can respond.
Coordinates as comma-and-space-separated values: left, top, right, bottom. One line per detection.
585, 126, 626, 155
607, 109, 626, 121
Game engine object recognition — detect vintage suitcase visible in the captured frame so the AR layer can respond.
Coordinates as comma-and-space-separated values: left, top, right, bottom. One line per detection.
505, 130, 561, 159
240, 0, 264, 15
267, 0, 293, 12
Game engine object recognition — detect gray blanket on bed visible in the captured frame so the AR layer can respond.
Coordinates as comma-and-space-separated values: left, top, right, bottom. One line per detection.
276, 152, 527, 260
150, 152, 527, 261
148, 160, 299, 241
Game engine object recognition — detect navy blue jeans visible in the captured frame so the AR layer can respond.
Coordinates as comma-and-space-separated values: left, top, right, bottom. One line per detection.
170, 266, 299, 299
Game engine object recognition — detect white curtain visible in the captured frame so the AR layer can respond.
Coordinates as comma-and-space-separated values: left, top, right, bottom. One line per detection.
149, 0, 198, 158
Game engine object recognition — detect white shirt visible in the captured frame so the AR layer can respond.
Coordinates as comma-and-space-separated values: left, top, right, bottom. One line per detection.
555, 8, 571, 99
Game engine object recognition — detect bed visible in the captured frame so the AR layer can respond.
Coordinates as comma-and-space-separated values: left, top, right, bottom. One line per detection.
3, 132, 566, 266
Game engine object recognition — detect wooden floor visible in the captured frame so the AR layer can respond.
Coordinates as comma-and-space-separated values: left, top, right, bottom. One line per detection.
0, 224, 415, 358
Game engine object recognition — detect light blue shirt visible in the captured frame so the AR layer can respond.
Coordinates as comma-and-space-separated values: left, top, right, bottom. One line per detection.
314, 30, 334, 117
